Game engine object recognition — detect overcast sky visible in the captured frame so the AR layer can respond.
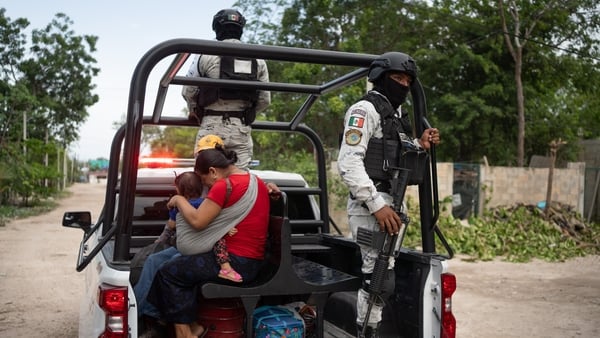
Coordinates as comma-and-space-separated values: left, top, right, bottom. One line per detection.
1, 0, 237, 160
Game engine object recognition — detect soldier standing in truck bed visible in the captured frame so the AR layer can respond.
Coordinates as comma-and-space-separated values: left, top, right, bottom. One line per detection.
337, 52, 440, 337
182, 8, 271, 170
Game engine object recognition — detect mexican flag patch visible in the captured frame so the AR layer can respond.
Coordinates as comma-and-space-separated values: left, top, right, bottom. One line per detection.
348, 116, 364, 128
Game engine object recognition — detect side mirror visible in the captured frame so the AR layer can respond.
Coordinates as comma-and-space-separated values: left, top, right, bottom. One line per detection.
62, 211, 92, 234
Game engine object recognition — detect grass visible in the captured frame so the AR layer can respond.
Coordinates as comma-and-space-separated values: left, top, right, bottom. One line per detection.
0, 190, 71, 227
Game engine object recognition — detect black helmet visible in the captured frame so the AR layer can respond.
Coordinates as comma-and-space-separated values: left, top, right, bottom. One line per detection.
367, 52, 417, 82
212, 9, 246, 32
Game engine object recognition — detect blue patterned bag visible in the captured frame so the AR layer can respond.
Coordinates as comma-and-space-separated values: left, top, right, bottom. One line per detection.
253, 305, 304, 338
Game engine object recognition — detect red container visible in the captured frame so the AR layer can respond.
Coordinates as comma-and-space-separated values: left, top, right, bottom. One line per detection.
197, 297, 246, 337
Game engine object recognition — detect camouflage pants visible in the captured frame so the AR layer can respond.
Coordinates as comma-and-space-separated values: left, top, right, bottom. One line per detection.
349, 214, 400, 326
195, 115, 253, 170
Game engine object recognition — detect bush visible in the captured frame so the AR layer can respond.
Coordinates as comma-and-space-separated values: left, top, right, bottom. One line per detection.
403, 201, 600, 262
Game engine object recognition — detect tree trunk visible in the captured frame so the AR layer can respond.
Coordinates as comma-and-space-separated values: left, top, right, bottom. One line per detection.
545, 139, 566, 216
63, 148, 68, 189
544, 145, 556, 216
44, 129, 49, 188
22, 110, 27, 155
515, 48, 525, 167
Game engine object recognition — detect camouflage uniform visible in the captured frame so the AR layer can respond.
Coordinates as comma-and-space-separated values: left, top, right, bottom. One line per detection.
337, 90, 423, 329
182, 39, 270, 169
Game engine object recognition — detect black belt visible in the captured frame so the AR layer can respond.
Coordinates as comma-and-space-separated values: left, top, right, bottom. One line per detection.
204, 110, 245, 119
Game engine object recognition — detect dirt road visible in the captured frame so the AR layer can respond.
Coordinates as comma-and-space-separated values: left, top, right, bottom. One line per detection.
0, 183, 105, 337
451, 255, 600, 338
0, 182, 598, 337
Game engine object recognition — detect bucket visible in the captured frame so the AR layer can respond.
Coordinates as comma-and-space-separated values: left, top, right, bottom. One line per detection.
197, 297, 245, 337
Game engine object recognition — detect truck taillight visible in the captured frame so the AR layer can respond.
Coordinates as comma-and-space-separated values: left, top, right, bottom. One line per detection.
98, 284, 128, 338
441, 273, 456, 338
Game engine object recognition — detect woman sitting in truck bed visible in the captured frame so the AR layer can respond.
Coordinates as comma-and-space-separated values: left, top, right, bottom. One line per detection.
147, 145, 270, 338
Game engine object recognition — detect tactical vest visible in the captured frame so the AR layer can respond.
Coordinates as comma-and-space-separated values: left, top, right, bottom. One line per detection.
196, 55, 259, 124
362, 92, 428, 186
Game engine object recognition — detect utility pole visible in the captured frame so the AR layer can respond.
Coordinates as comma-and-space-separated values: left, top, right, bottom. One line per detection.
545, 138, 567, 216
23, 110, 27, 155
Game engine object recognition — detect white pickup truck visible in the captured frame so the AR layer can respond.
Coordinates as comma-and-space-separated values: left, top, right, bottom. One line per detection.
63, 39, 456, 338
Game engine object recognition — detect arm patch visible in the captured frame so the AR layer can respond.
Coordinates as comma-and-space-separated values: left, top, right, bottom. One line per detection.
348, 116, 365, 128
350, 108, 367, 117
345, 129, 362, 145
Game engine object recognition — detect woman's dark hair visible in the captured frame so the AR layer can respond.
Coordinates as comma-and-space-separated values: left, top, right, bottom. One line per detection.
174, 171, 203, 199
194, 145, 238, 174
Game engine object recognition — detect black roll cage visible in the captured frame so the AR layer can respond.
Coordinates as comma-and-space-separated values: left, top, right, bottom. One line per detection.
75, 39, 446, 272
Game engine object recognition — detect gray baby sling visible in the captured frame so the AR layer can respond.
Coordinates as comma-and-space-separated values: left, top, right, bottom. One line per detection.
176, 174, 258, 255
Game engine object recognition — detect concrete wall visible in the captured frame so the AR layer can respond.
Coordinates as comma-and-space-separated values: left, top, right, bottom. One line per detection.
406, 162, 585, 216
330, 161, 586, 221
405, 162, 453, 213
479, 162, 585, 215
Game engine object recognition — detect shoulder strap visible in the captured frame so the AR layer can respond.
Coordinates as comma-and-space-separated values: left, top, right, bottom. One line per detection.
196, 54, 204, 75
362, 91, 396, 171
362, 91, 395, 121
223, 177, 232, 206
176, 174, 258, 255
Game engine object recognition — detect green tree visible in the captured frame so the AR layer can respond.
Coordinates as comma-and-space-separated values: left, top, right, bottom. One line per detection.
20, 12, 99, 147
497, 0, 600, 166
236, 1, 434, 158
0, 10, 99, 203
232, 1, 600, 166
147, 126, 197, 158
417, 1, 517, 164
403, 0, 599, 165
0, 8, 30, 147
234, 0, 289, 44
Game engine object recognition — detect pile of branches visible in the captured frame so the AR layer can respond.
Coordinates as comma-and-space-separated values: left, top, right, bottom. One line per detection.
488, 202, 599, 250
409, 199, 599, 261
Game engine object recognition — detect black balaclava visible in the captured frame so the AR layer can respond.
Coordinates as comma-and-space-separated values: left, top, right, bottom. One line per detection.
216, 26, 243, 41
375, 73, 410, 109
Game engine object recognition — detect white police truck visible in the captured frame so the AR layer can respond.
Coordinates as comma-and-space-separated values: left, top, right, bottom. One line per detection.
63, 39, 455, 338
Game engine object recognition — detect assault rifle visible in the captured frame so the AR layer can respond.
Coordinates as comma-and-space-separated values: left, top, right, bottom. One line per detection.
357, 167, 411, 337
